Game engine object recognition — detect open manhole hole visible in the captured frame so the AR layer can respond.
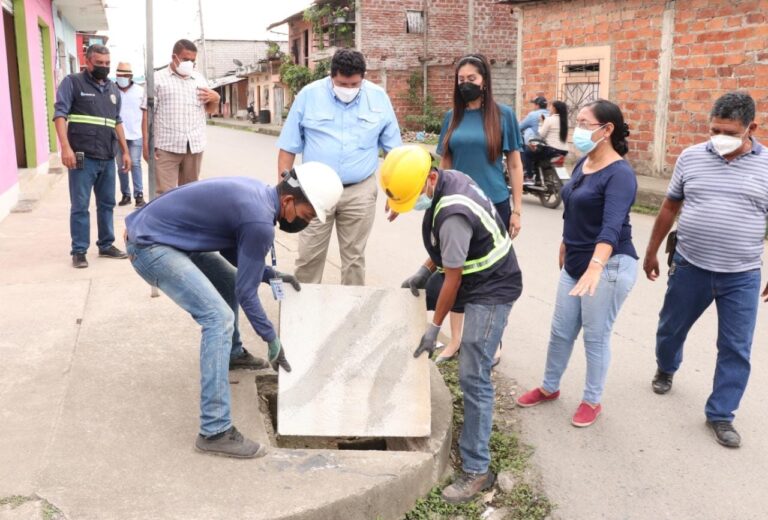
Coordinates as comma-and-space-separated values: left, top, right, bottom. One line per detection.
256, 373, 390, 451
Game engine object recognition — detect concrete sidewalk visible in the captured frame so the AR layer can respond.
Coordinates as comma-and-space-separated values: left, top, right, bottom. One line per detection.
0, 155, 452, 519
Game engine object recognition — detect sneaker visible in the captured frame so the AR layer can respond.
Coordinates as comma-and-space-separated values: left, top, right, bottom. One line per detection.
652, 369, 674, 394
195, 425, 267, 458
706, 420, 741, 448
572, 402, 602, 427
523, 176, 535, 185
98, 245, 128, 259
229, 348, 270, 370
134, 193, 146, 207
118, 194, 131, 206
72, 253, 88, 269
441, 470, 496, 504
516, 387, 560, 408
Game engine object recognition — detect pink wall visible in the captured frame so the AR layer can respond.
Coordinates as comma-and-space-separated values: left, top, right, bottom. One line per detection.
25, 0, 56, 167
0, 11, 18, 194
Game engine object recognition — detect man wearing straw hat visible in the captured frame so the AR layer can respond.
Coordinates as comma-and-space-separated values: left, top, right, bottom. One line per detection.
115, 62, 146, 207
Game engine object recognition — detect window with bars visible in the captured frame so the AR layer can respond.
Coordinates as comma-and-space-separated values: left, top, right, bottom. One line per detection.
558, 59, 602, 128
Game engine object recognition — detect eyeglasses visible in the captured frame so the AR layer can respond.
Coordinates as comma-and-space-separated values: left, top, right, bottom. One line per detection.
575, 121, 603, 130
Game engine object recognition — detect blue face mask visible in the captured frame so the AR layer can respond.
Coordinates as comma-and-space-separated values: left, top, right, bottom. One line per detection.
413, 193, 433, 211
572, 125, 606, 154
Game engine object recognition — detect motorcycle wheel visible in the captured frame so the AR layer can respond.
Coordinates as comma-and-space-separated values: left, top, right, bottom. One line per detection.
538, 168, 563, 209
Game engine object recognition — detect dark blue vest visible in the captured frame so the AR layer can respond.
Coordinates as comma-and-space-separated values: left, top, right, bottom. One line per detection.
422, 169, 522, 306
67, 72, 120, 160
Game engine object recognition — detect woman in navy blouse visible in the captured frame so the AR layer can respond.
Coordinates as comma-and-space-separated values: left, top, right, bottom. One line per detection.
515, 99, 638, 428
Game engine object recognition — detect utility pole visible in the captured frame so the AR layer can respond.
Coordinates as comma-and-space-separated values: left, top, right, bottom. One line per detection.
145, 0, 159, 298
198, 0, 208, 78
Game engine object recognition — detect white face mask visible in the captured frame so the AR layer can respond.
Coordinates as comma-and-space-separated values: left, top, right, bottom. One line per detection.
710, 131, 747, 157
116, 77, 131, 88
175, 59, 194, 77
333, 85, 360, 103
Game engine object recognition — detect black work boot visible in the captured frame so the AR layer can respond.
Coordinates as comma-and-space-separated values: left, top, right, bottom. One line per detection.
118, 194, 131, 206
441, 471, 496, 504
134, 193, 146, 207
652, 369, 674, 394
707, 420, 741, 448
195, 426, 267, 458
229, 348, 270, 370
72, 253, 88, 269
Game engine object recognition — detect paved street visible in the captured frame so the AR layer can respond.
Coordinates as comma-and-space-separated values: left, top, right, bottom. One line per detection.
207, 126, 768, 519
2, 125, 767, 519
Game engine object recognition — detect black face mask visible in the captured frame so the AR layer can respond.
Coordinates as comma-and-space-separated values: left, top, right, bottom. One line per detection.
279, 216, 309, 233
91, 65, 110, 81
459, 82, 483, 103
278, 200, 310, 233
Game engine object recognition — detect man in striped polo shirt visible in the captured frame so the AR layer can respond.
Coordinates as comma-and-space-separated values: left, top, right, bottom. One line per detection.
643, 92, 768, 448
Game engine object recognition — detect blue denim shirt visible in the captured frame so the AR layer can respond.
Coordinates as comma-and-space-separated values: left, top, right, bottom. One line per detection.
277, 77, 402, 184
519, 108, 549, 143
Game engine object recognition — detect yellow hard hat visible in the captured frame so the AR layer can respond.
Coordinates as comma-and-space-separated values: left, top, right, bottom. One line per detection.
379, 145, 433, 213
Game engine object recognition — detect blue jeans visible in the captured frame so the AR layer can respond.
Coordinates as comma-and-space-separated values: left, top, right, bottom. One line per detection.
68, 156, 117, 255
458, 301, 513, 474
656, 252, 760, 422
117, 138, 144, 196
542, 254, 637, 404
126, 241, 246, 436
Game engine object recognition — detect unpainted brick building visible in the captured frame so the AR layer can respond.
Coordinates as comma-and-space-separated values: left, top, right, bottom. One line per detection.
270, 0, 520, 128
509, 0, 768, 177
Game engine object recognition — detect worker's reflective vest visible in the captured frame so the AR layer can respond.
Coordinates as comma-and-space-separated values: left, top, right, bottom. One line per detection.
66, 72, 120, 160
422, 169, 521, 306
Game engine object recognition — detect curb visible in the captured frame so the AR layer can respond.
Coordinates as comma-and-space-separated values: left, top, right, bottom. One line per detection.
207, 119, 281, 137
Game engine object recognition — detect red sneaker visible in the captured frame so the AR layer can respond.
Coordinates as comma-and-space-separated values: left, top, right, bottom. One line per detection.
571, 402, 602, 427
516, 388, 560, 408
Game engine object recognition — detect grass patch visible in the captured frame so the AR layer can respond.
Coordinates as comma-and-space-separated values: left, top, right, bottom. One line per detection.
631, 203, 659, 215
0, 495, 64, 519
0, 495, 31, 507
402, 360, 554, 519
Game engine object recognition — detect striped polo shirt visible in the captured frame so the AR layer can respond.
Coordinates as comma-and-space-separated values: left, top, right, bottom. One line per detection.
668, 138, 768, 272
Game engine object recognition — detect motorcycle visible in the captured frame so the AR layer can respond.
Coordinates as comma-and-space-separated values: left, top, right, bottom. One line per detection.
246, 102, 258, 124
522, 138, 570, 209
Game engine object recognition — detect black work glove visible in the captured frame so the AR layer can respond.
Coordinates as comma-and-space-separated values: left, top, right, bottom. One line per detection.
275, 271, 301, 291
414, 323, 441, 359
268, 337, 292, 372
401, 265, 431, 296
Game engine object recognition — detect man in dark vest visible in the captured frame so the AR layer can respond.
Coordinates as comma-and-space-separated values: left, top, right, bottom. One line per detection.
54, 44, 130, 268
381, 145, 523, 504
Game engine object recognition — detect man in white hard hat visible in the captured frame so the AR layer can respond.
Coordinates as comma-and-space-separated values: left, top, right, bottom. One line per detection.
124, 163, 343, 458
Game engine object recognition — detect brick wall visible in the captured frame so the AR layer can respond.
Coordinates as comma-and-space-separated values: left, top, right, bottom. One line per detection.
666, 0, 768, 168
519, 0, 768, 177
200, 40, 281, 79
361, 0, 519, 127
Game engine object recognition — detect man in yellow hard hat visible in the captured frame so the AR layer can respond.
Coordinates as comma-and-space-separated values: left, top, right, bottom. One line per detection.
380, 145, 523, 504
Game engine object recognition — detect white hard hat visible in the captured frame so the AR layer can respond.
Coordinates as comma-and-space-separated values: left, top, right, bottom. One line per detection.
293, 162, 343, 223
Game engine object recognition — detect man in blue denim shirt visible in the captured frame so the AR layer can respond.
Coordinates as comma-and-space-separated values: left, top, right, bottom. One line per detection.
277, 49, 402, 286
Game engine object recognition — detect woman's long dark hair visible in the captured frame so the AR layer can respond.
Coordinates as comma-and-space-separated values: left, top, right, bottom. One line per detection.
552, 100, 568, 143
441, 53, 501, 164
584, 99, 630, 156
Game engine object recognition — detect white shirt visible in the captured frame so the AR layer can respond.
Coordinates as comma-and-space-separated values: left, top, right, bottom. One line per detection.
118, 83, 144, 140
539, 114, 569, 151
143, 67, 209, 154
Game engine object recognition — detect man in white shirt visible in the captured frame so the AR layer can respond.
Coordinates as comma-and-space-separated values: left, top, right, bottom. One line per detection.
115, 62, 146, 207
142, 39, 220, 194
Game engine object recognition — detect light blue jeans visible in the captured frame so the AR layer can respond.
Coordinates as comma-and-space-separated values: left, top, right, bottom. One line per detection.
542, 254, 637, 404
459, 302, 513, 474
126, 241, 245, 436
117, 138, 144, 196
